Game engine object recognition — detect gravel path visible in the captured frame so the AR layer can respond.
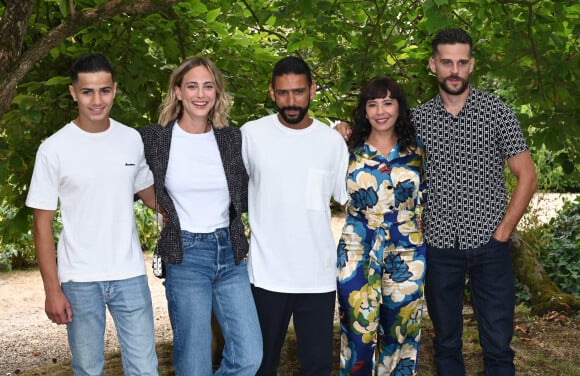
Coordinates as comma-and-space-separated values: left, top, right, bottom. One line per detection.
0, 193, 575, 375
0, 261, 172, 375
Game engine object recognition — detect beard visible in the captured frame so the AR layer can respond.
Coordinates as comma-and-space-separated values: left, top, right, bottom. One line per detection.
439, 76, 469, 95
278, 103, 310, 125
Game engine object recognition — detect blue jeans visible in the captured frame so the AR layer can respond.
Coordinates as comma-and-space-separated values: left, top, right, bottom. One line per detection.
61, 275, 158, 376
166, 228, 262, 376
425, 238, 515, 376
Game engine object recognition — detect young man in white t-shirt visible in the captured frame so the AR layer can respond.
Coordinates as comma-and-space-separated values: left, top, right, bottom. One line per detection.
241, 56, 349, 376
26, 54, 159, 375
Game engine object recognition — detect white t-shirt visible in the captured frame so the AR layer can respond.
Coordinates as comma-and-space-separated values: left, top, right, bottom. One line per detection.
26, 119, 154, 282
241, 114, 349, 293
165, 124, 230, 233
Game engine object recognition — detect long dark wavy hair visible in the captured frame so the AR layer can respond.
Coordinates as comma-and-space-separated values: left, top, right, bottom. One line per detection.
349, 77, 417, 154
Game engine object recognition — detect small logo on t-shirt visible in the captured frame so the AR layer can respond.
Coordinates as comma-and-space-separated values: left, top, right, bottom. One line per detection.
125, 163, 135, 166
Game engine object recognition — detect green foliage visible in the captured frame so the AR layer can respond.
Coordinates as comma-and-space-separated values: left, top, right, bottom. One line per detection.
514, 279, 530, 304
0, 203, 36, 271
532, 145, 580, 193
519, 195, 580, 300
506, 143, 579, 195
0, 0, 578, 269
535, 197, 580, 298
134, 202, 161, 253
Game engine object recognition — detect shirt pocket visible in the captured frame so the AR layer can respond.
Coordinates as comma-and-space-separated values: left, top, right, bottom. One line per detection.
306, 168, 332, 211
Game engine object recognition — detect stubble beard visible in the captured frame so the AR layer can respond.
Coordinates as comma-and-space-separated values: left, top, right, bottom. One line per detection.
439, 76, 469, 96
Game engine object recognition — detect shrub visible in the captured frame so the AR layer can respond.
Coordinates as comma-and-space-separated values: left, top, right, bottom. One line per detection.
0, 204, 37, 271
134, 201, 160, 253
506, 145, 579, 194
515, 195, 580, 303
530, 145, 579, 193
536, 196, 580, 298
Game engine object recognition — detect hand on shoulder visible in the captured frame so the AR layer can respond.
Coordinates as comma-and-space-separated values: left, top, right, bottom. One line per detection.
334, 121, 352, 141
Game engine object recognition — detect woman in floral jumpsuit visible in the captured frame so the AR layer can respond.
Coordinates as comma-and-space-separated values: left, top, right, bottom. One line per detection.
337, 77, 427, 376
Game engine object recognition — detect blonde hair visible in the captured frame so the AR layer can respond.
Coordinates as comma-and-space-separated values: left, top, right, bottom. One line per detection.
157, 57, 232, 128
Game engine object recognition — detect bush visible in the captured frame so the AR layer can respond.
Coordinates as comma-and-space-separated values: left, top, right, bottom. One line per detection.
517, 196, 580, 301
531, 145, 579, 193
0, 204, 37, 271
0, 241, 36, 271
134, 201, 160, 253
505, 145, 579, 194
536, 196, 580, 298
515, 195, 580, 303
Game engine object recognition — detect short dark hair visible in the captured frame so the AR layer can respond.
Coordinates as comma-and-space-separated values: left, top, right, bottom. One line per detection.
271, 56, 312, 87
71, 54, 115, 84
432, 28, 473, 56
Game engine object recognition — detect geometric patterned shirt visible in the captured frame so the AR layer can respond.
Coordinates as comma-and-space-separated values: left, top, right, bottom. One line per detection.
411, 87, 529, 249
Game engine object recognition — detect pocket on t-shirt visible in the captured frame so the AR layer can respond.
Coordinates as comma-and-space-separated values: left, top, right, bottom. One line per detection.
306, 168, 332, 211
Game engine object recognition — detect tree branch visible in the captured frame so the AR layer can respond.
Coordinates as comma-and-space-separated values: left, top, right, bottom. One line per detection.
239, 0, 289, 43
17, 0, 182, 81
0, 0, 185, 120
525, 3, 544, 89
69, 0, 76, 18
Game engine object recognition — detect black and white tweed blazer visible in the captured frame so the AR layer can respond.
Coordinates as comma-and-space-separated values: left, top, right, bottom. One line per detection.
139, 120, 249, 265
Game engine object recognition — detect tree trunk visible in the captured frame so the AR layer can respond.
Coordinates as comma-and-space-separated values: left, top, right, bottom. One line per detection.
0, 0, 35, 119
511, 232, 579, 315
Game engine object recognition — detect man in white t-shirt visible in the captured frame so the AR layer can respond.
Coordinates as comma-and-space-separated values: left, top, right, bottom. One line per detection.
241, 56, 349, 376
26, 54, 159, 375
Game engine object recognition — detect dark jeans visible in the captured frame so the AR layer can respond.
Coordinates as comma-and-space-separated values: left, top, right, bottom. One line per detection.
425, 238, 516, 376
251, 286, 335, 376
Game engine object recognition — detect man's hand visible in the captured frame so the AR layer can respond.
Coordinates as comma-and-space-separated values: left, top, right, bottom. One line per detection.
45, 290, 73, 324
334, 121, 352, 141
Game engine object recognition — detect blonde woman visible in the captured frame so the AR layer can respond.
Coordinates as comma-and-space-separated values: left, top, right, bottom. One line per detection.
140, 57, 262, 376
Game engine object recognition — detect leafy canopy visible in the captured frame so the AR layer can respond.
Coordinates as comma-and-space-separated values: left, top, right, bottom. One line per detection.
0, 0, 578, 255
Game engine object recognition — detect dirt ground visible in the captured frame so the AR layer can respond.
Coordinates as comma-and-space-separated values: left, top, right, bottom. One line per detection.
0, 259, 173, 375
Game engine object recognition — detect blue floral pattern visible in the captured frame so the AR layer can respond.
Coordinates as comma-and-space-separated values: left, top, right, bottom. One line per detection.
338, 140, 427, 375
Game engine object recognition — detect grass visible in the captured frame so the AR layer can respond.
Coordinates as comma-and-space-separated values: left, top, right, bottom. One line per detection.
17, 305, 579, 376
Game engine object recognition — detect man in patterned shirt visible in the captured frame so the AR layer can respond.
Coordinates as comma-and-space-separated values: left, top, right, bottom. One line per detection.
413, 28, 537, 376
336, 27, 537, 376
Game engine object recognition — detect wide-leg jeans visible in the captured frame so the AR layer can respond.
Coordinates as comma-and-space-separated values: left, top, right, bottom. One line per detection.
165, 228, 262, 376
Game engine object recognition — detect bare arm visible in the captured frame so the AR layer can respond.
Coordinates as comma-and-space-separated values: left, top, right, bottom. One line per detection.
493, 150, 538, 241
137, 184, 167, 223
136, 185, 156, 211
33, 209, 72, 324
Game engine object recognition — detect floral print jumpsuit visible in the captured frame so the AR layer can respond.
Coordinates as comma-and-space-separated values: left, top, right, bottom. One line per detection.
337, 139, 427, 376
